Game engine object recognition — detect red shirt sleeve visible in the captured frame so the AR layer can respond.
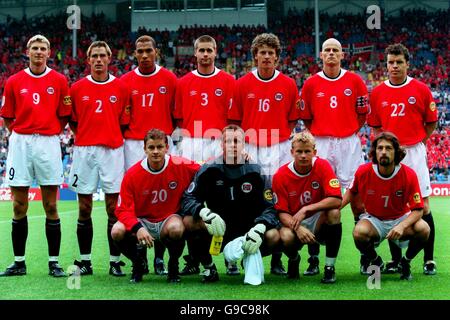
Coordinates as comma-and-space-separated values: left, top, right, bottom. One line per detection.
57, 75, 72, 118
421, 84, 438, 123
0, 77, 16, 119
354, 75, 369, 115
299, 79, 312, 120
367, 88, 381, 127
272, 171, 291, 214
115, 173, 139, 232
320, 159, 343, 198
287, 78, 301, 121
406, 169, 424, 211
173, 78, 183, 120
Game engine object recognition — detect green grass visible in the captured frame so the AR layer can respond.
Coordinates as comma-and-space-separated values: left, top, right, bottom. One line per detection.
0, 198, 448, 300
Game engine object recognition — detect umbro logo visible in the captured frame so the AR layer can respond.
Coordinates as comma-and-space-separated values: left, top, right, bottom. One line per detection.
132, 90, 139, 95
316, 92, 325, 98
190, 90, 197, 96
382, 101, 389, 107
247, 93, 255, 99
82, 96, 90, 101
20, 89, 28, 94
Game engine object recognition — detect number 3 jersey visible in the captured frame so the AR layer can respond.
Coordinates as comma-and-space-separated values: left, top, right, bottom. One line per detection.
115, 155, 200, 231
299, 69, 369, 137
272, 157, 342, 215
349, 163, 424, 220
367, 77, 438, 146
1, 67, 71, 135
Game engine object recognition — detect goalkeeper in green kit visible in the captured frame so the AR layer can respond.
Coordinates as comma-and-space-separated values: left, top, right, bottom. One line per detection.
181, 125, 282, 283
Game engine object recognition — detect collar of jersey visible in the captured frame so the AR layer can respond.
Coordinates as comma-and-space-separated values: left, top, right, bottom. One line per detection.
372, 163, 401, 180
251, 69, 280, 82
384, 76, 413, 88
134, 65, 161, 77
288, 157, 317, 177
87, 74, 116, 85
192, 67, 220, 78
25, 67, 52, 78
141, 154, 170, 174
317, 69, 347, 81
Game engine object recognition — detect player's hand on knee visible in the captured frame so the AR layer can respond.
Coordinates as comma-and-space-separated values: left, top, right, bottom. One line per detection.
295, 225, 316, 244
137, 228, 155, 248
242, 223, 266, 255
199, 208, 226, 236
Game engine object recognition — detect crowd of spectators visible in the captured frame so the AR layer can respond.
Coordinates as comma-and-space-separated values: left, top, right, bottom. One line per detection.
0, 7, 448, 185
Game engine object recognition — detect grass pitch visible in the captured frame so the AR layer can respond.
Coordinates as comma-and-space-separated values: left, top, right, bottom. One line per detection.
0, 197, 448, 300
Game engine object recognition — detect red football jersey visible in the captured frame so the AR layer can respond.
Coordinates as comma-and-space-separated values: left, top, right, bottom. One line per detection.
368, 77, 438, 146
115, 155, 200, 230
230, 70, 301, 146
299, 69, 369, 137
0, 67, 71, 135
174, 68, 235, 138
350, 163, 424, 220
70, 75, 130, 148
272, 157, 342, 215
121, 66, 177, 139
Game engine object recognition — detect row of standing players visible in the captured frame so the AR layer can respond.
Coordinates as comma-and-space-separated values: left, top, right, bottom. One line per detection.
0, 32, 437, 283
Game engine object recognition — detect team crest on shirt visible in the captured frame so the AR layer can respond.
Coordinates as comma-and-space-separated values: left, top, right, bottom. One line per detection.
264, 189, 273, 202
395, 190, 403, 197
168, 181, 177, 190
110, 96, 117, 103
344, 88, 352, 96
241, 182, 252, 193
215, 89, 223, 97
429, 102, 436, 112
47, 87, 55, 94
413, 192, 421, 203
159, 86, 167, 94
274, 93, 283, 101
408, 96, 416, 105
312, 181, 320, 190
272, 192, 278, 204
329, 179, 340, 188
63, 96, 71, 105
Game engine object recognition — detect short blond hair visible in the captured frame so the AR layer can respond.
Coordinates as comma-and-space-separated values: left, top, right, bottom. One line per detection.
27, 34, 50, 50
194, 35, 216, 51
291, 131, 316, 149
87, 41, 112, 57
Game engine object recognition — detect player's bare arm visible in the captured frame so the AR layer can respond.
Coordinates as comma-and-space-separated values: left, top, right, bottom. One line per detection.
3, 118, 14, 131
423, 121, 438, 144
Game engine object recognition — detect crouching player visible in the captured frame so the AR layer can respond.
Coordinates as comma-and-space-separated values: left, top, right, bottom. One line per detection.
111, 129, 200, 283
181, 125, 281, 282
272, 131, 343, 284
351, 132, 430, 280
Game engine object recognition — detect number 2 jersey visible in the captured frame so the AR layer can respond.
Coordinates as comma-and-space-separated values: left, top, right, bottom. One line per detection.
272, 157, 342, 215
349, 163, 424, 220
367, 77, 438, 146
1, 67, 71, 135
115, 155, 200, 231
299, 69, 369, 137
70, 75, 130, 148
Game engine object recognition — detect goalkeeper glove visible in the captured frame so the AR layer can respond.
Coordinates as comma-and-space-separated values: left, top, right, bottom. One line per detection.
242, 224, 266, 255
199, 208, 226, 236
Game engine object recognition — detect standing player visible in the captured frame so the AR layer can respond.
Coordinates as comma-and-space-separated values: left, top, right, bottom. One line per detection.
299, 38, 369, 276
0, 34, 70, 277
368, 43, 438, 275
111, 129, 200, 283
174, 34, 235, 163
272, 131, 342, 283
229, 33, 301, 275
351, 132, 430, 281
174, 35, 236, 275
69, 41, 130, 276
181, 125, 282, 283
121, 35, 178, 276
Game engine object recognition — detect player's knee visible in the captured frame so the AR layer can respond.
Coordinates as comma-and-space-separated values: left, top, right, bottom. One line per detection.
13, 200, 28, 219
353, 224, 370, 241
43, 200, 58, 218
166, 221, 185, 240
264, 228, 280, 248
279, 227, 296, 246
326, 209, 341, 224
415, 220, 430, 241
111, 222, 126, 241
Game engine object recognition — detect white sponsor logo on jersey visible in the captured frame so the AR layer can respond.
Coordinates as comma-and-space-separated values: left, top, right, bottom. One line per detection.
47, 87, 55, 94
382, 101, 389, 107
275, 93, 283, 101
169, 181, 177, 189
344, 88, 352, 96
20, 88, 28, 94
316, 92, 325, 98
132, 90, 139, 95
216, 180, 224, 186
215, 88, 223, 96
408, 96, 416, 104
159, 86, 167, 94
247, 93, 255, 99
241, 182, 252, 193
110, 96, 117, 103
190, 90, 197, 96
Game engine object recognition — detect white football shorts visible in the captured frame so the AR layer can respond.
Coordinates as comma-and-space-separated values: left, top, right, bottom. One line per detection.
402, 142, 431, 198
69, 145, 124, 194
176, 136, 221, 163
359, 212, 410, 248
124, 136, 175, 171
245, 139, 291, 177
6, 132, 63, 186
315, 133, 364, 189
